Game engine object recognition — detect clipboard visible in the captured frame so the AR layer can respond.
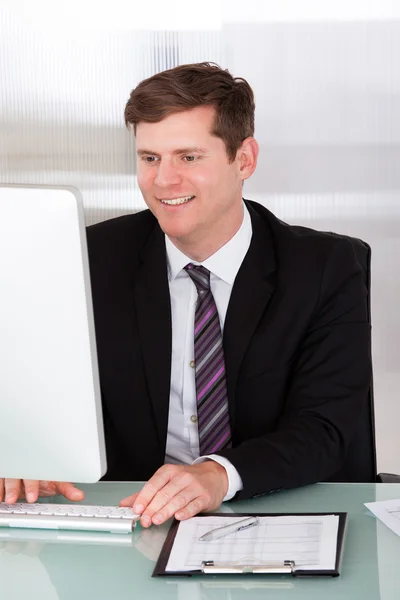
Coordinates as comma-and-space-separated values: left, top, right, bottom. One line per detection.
153, 512, 348, 577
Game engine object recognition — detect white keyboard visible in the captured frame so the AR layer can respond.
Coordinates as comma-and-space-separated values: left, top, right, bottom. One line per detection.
0, 502, 140, 534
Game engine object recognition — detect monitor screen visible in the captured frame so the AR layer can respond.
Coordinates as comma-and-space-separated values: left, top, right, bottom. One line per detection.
0, 185, 106, 483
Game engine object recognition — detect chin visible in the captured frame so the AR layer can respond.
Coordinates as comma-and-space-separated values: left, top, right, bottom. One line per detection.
154, 213, 193, 236
159, 223, 194, 240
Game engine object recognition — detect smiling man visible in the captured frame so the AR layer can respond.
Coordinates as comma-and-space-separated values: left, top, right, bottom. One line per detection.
135, 105, 254, 263
1, 63, 371, 528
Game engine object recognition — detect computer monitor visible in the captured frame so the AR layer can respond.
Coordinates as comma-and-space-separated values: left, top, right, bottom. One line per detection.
0, 185, 107, 483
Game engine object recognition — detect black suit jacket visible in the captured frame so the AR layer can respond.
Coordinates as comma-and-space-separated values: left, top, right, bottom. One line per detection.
86, 200, 371, 500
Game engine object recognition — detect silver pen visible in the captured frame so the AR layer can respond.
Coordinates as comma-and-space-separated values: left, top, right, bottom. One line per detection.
199, 516, 259, 541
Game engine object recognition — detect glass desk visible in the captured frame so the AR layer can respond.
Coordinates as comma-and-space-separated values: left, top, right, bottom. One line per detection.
0, 482, 399, 600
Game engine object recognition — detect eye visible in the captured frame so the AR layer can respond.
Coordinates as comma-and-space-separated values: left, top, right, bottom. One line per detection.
141, 156, 158, 163
183, 155, 197, 162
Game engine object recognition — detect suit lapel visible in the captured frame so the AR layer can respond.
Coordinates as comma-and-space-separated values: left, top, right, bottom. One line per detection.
223, 203, 277, 428
132, 225, 172, 452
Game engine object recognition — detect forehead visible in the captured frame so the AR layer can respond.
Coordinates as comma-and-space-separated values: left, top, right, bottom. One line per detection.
136, 106, 222, 153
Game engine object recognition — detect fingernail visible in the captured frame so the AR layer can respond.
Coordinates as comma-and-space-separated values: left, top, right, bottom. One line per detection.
134, 504, 144, 514
26, 493, 35, 502
141, 515, 151, 526
152, 514, 162, 525
5, 494, 14, 503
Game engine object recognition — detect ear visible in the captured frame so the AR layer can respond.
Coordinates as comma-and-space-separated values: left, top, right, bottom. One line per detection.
237, 137, 259, 181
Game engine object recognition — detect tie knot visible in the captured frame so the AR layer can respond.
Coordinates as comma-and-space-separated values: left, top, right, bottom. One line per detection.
184, 263, 211, 293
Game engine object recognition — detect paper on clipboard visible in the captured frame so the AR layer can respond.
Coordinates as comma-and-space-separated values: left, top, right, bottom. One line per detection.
166, 514, 339, 572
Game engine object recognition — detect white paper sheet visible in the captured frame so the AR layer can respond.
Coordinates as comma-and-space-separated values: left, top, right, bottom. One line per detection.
365, 498, 400, 536
166, 514, 339, 572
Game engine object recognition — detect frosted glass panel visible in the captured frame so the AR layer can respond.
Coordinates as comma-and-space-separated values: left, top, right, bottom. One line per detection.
0, 15, 224, 224
1, 4, 399, 474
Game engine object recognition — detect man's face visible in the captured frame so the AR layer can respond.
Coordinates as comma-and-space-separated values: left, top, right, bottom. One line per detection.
136, 106, 248, 256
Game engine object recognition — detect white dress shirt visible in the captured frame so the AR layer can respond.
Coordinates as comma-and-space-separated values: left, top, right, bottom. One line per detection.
164, 203, 252, 501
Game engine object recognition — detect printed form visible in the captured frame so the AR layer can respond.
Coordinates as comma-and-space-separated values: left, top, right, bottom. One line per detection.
365, 499, 400, 536
166, 514, 339, 572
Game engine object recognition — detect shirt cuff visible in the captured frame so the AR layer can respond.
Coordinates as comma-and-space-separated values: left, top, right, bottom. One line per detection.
192, 454, 243, 501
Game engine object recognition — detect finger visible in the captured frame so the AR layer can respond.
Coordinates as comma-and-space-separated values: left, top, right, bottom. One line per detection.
174, 496, 206, 521
119, 492, 139, 507
133, 467, 174, 515
141, 473, 196, 525
55, 482, 85, 501
4, 479, 22, 504
23, 480, 40, 503
149, 486, 196, 525
0, 479, 4, 502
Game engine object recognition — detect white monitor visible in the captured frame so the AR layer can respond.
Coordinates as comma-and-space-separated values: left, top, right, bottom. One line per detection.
0, 185, 107, 483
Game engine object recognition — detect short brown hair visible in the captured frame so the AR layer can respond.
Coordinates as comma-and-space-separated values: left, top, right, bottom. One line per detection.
124, 62, 255, 162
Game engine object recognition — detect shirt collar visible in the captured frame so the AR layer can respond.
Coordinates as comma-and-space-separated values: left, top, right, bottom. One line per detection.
165, 202, 253, 285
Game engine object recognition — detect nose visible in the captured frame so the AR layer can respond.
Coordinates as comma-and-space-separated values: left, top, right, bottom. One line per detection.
154, 160, 182, 187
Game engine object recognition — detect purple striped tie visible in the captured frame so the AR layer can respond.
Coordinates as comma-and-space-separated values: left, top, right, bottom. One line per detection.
184, 263, 232, 455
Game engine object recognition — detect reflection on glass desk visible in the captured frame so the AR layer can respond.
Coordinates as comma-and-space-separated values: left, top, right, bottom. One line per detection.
0, 527, 137, 548
0, 482, 400, 600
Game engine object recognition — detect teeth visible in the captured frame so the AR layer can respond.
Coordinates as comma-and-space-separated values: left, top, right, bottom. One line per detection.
160, 195, 194, 205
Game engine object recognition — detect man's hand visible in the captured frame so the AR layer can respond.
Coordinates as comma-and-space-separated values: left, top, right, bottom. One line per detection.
119, 462, 228, 527
0, 478, 84, 504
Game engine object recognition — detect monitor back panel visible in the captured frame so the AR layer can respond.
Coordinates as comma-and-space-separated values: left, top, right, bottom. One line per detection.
0, 185, 107, 482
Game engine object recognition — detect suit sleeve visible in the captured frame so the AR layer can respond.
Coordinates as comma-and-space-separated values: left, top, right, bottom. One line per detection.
218, 238, 372, 500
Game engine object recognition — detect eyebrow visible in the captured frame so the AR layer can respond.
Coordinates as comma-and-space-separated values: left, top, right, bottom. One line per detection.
137, 147, 208, 157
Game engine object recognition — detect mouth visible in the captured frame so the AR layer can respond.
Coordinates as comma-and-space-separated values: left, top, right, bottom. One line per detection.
158, 195, 195, 206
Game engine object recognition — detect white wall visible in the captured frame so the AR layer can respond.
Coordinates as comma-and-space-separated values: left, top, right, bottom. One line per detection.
1, 1, 399, 473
